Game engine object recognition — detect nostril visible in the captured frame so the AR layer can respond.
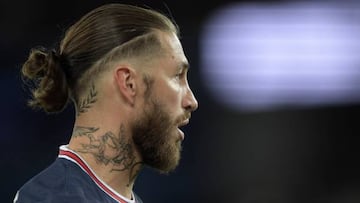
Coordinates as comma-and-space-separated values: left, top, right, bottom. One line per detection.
183, 89, 198, 112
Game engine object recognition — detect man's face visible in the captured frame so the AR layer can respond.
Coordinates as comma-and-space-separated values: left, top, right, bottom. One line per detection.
132, 31, 198, 173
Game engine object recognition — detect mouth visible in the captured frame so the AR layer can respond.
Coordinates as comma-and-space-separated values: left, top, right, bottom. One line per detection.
178, 119, 190, 128
177, 118, 190, 141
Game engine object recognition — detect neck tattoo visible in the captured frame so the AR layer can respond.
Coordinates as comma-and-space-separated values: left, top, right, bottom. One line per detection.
72, 124, 143, 187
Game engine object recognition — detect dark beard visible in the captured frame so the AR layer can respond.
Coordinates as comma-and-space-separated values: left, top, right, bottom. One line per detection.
132, 100, 182, 173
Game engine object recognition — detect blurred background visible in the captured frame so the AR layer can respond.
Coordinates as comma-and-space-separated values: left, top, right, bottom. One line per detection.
2, 0, 360, 202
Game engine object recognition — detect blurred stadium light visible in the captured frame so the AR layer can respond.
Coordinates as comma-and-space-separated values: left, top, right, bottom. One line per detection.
200, 1, 360, 112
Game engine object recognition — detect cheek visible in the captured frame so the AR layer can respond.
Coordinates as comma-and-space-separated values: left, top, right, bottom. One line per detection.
156, 79, 182, 105
166, 81, 183, 106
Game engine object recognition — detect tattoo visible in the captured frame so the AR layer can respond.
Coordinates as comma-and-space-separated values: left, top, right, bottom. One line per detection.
72, 126, 99, 138
72, 125, 143, 186
77, 84, 97, 116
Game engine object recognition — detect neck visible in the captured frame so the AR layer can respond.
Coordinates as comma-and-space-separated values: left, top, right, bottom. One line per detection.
68, 116, 143, 199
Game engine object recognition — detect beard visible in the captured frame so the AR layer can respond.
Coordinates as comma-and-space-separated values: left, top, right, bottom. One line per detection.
131, 99, 183, 173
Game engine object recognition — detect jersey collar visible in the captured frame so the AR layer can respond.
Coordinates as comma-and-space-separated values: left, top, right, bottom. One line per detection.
58, 145, 136, 203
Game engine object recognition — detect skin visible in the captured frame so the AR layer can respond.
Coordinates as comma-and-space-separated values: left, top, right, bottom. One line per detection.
67, 30, 198, 199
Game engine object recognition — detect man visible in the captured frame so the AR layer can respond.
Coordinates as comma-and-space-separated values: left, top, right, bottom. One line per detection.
15, 3, 198, 203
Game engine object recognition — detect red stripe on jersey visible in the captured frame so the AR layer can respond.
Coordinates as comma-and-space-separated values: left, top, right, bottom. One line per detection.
59, 149, 129, 203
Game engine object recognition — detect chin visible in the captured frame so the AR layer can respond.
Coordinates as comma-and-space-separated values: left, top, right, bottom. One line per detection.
153, 142, 182, 174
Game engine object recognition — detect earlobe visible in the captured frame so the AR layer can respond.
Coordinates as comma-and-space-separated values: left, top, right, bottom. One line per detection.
114, 66, 137, 105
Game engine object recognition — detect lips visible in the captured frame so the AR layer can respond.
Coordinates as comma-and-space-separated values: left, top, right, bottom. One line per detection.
177, 117, 190, 141
178, 119, 189, 128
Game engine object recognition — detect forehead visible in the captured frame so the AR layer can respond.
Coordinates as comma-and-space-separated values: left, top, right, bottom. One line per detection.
158, 31, 188, 65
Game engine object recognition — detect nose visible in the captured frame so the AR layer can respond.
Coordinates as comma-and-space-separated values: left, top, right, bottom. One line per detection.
183, 86, 198, 112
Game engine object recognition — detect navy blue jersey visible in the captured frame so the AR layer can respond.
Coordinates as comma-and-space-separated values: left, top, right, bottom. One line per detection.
14, 146, 143, 203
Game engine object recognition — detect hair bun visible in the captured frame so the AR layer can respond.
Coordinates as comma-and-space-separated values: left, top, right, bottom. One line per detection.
22, 48, 48, 78
22, 47, 70, 113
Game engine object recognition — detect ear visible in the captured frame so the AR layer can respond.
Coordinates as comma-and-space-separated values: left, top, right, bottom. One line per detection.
114, 66, 137, 105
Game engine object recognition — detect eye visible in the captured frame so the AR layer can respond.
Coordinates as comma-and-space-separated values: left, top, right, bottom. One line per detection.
175, 71, 185, 80
175, 72, 182, 78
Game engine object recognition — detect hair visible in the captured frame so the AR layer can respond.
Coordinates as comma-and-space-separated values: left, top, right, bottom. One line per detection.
21, 3, 179, 113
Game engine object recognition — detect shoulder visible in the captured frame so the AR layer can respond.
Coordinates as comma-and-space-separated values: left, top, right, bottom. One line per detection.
13, 189, 88, 203
14, 158, 90, 202
17, 159, 67, 192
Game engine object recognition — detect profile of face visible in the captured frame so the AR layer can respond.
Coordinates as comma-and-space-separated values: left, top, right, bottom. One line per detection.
132, 31, 198, 173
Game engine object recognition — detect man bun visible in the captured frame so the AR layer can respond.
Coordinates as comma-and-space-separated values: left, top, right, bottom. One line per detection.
21, 48, 69, 113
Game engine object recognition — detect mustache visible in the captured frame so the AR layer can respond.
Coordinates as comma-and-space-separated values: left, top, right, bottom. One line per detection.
175, 112, 191, 124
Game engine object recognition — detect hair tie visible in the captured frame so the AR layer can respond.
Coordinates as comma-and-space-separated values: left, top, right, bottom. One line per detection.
49, 49, 71, 78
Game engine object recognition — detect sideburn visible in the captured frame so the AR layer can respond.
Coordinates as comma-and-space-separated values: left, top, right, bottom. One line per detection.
142, 74, 154, 98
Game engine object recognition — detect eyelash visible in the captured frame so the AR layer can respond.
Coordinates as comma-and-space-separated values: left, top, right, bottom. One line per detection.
176, 72, 185, 79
